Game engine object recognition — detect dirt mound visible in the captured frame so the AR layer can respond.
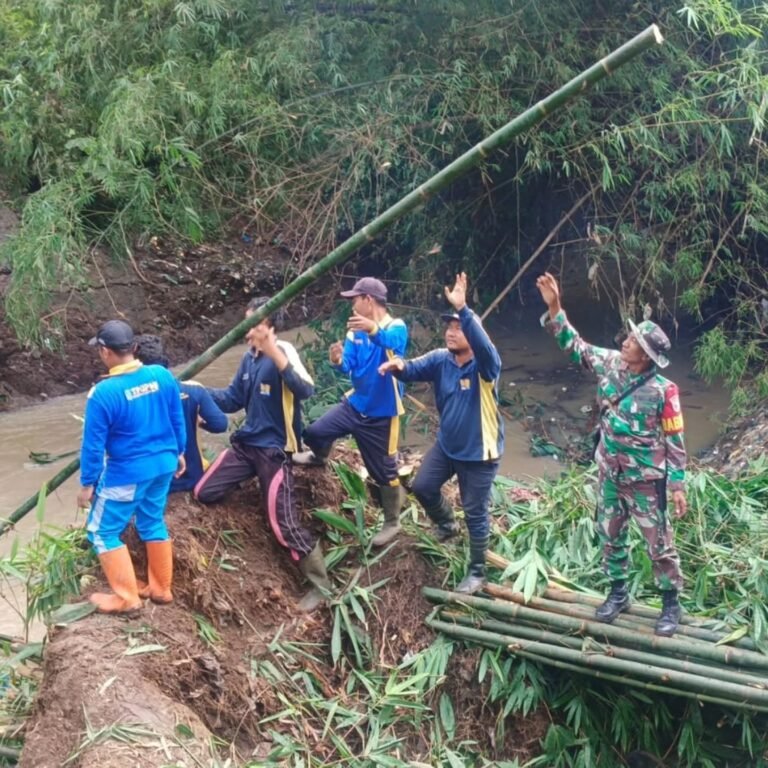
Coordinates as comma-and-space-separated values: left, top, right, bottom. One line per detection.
18, 454, 548, 766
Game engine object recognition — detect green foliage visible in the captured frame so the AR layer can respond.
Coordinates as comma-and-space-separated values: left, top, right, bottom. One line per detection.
475, 462, 768, 767
0, 522, 94, 642
248, 630, 461, 767
1, 0, 767, 371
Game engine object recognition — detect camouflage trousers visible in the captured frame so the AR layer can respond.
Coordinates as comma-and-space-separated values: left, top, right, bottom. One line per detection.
596, 474, 683, 591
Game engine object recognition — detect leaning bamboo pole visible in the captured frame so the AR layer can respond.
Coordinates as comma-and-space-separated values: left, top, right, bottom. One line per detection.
423, 587, 768, 670
2, 25, 665, 536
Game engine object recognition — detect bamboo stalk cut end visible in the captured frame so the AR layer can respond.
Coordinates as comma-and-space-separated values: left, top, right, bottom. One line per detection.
651, 24, 664, 45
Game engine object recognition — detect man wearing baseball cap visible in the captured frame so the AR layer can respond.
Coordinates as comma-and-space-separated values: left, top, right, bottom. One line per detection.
294, 276, 409, 548
78, 319, 186, 613
378, 273, 504, 594
536, 272, 687, 637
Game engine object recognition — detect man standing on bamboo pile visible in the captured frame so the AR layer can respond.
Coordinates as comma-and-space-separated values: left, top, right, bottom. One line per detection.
77, 320, 186, 614
294, 277, 409, 548
378, 273, 504, 594
194, 297, 332, 613
536, 272, 687, 637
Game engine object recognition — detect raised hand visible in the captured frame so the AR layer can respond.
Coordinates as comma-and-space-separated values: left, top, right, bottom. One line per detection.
347, 311, 377, 334
444, 272, 468, 312
535, 272, 562, 318
249, 323, 278, 354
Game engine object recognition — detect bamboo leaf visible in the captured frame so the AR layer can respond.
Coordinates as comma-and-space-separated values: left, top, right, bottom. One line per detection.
715, 626, 749, 646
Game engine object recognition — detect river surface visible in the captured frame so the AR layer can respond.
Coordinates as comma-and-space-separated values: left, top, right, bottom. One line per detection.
0, 312, 730, 639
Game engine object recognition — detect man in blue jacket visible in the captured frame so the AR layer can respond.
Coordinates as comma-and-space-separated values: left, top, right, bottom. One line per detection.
77, 320, 186, 613
194, 298, 331, 612
133, 334, 228, 493
293, 277, 409, 548
379, 273, 504, 593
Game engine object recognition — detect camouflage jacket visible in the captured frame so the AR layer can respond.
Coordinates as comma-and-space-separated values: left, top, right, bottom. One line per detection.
544, 310, 686, 490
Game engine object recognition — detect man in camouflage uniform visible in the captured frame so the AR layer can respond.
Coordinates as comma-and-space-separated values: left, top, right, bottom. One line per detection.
536, 272, 687, 637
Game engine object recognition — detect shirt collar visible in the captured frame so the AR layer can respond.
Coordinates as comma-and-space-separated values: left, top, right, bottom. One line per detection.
104, 360, 143, 378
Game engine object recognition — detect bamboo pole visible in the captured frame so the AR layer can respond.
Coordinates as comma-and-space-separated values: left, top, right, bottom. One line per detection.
441, 611, 768, 689
480, 189, 592, 321
432, 616, 768, 713
2, 458, 77, 535
515, 649, 768, 714
486, 556, 757, 649
428, 618, 768, 708
484, 583, 757, 650
544, 586, 752, 640
0, 745, 20, 762
3, 25, 665, 536
423, 587, 768, 670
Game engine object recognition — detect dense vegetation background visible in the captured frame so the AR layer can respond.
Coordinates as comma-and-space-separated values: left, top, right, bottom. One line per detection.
0, 0, 766, 404
1, 4, 768, 765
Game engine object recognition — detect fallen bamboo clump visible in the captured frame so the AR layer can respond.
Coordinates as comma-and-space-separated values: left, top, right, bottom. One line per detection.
423, 585, 768, 713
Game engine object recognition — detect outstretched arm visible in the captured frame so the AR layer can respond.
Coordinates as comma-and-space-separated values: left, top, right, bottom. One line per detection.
379, 350, 442, 382
536, 271, 616, 376
208, 357, 247, 413
196, 387, 229, 433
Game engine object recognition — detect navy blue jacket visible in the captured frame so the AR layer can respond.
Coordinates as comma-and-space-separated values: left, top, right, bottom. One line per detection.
209, 341, 314, 452
397, 306, 504, 462
172, 381, 228, 492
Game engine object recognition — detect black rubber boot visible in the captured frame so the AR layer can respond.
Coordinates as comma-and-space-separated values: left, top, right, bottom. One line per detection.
654, 590, 681, 637
371, 485, 404, 547
456, 536, 488, 594
594, 581, 630, 623
297, 542, 332, 612
425, 496, 460, 542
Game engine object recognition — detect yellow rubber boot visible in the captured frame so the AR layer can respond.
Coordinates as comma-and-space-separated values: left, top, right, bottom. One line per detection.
90, 546, 143, 614
137, 540, 173, 604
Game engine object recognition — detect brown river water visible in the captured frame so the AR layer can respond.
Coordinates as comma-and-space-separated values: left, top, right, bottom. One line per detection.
0, 316, 730, 639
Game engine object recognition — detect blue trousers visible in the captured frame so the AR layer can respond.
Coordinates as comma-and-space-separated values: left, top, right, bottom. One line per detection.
303, 398, 400, 487
411, 442, 498, 539
87, 472, 174, 554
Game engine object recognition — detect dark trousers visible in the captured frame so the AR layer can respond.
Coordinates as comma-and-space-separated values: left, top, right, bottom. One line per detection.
194, 442, 314, 560
303, 399, 400, 487
411, 442, 499, 539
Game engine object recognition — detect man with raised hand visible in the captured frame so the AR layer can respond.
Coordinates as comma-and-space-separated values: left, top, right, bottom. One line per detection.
378, 273, 504, 594
194, 297, 331, 613
78, 320, 186, 613
294, 277, 409, 548
536, 271, 687, 637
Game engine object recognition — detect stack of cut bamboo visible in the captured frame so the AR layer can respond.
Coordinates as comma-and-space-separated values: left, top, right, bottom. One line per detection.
423, 584, 768, 712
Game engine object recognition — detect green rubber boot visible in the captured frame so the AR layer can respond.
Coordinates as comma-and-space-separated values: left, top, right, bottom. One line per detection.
371, 485, 404, 547
297, 542, 332, 613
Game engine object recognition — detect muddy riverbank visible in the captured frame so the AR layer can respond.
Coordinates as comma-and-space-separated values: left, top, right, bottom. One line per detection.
0, 226, 334, 410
